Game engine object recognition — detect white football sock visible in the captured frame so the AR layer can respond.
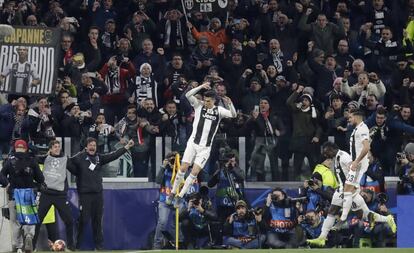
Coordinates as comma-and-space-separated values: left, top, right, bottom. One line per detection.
171, 171, 185, 195
320, 214, 336, 239
340, 192, 353, 221
178, 173, 197, 198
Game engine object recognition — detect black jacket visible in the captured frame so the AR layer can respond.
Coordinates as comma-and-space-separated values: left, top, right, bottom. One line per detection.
68, 147, 127, 193
1, 152, 45, 199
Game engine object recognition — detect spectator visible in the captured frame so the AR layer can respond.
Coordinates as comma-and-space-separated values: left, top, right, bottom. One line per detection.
77, 73, 107, 113
101, 19, 119, 61
123, 11, 156, 54
25, 97, 56, 146
334, 39, 355, 70
129, 63, 160, 108
298, 10, 345, 55
99, 55, 136, 125
245, 97, 285, 181
360, 150, 385, 193
79, 26, 102, 72
287, 86, 322, 179
191, 37, 216, 81
133, 39, 166, 81
159, 9, 188, 56
341, 71, 386, 101
90, 0, 117, 31
188, 17, 229, 55
88, 113, 116, 153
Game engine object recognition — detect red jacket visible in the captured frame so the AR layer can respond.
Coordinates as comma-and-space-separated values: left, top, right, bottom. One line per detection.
99, 62, 136, 104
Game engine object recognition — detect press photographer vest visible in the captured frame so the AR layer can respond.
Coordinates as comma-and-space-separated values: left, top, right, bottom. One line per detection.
269, 204, 296, 233
232, 213, 257, 238
216, 170, 237, 207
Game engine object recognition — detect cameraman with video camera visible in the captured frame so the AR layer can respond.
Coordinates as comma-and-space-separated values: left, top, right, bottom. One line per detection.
396, 143, 414, 195
208, 147, 244, 223
263, 188, 299, 248
223, 200, 266, 249
180, 189, 219, 249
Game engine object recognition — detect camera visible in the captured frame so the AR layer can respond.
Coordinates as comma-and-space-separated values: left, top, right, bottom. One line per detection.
376, 192, 388, 204
397, 152, 407, 160
218, 146, 235, 162
307, 179, 316, 187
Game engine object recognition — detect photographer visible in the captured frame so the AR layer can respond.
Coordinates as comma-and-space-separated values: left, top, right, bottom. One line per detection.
360, 150, 385, 193
396, 143, 414, 194
223, 200, 266, 249
398, 167, 414, 195
354, 190, 395, 247
263, 188, 298, 248
298, 210, 325, 243
301, 172, 335, 213
180, 191, 219, 249
208, 148, 244, 223
153, 152, 178, 249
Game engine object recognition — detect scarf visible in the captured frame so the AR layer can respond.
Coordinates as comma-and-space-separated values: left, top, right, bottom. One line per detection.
299, 104, 317, 118
262, 111, 276, 145
271, 49, 284, 73
135, 75, 158, 107
164, 19, 184, 48
105, 67, 121, 94
63, 48, 73, 66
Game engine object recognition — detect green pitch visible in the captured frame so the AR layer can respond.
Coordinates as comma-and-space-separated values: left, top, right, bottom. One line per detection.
67, 249, 414, 253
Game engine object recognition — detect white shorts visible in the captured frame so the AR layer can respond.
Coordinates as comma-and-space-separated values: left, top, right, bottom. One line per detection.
331, 190, 344, 207
345, 162, 368, 187
182, 141, 211, 168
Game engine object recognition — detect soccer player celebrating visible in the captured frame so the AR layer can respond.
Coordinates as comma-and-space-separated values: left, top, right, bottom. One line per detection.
167, 82, 236, 206
307, 141, 396, 247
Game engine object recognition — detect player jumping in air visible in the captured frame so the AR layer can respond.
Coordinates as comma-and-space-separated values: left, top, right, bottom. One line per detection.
167, 82, 236, 206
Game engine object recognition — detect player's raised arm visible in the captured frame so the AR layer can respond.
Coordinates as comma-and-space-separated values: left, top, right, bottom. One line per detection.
185, 82, 210, 107
219, 96, 237, 118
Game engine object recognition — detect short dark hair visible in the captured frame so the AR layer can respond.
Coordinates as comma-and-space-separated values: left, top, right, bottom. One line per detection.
350, 108, 365, 117
376, 107, 387, 116
48, 139, 60, 149
322, 141, 339, 158
86, 137, 97, 145
164, 100, 176, 106
89, 25, 100, 33
203, 90, 216, 99
127, 104, 136, 111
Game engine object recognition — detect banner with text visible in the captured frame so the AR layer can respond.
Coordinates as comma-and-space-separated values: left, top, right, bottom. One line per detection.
184, 0, 228, 13
0, 26, 60, 96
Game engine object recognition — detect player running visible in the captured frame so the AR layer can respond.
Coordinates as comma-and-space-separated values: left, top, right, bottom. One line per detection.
167, 82, 236, 206
307, 141, 396, 247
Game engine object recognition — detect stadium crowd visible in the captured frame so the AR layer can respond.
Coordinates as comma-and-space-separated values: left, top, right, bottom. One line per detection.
0, 0, 413, 251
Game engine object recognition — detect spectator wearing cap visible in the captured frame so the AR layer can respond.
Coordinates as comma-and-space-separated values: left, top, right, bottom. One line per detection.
217, 49, 245, 107
187, 17, 229, 55
227, 18, 253, 47
298, 10, 345, 55
89, 0, 117, 31
25, 97, 56, 146
1, 139, 45, 253
101, 19, 119, 61
324, 94, 348, 151
191, 36, 216, 82
287, 86, 322, 180
123, 11, 156, 54
245, 97, 286, 181
129, 63, 160, 108
341, 71, 386, 102
99, 54, 135, 125
133, 39, 166, 82
158, 9, 188, 56
223, 200, 266, 249
238, 74, 272, 114
61, 103, 93, 140
307, 42, 343, 102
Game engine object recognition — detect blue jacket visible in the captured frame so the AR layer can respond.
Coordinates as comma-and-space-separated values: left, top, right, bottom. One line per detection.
0, 104, 15, 141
